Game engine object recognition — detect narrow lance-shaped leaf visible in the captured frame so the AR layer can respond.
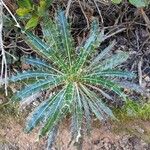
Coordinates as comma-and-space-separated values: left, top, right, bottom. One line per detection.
115, 80, 147, 95
39, 89, 66, 137
88, 40, 116, 69
23, 31, 68, 72
13, 76, 64, 101
23, 31, 52, 57
40, 83, 75, 137
86, 70, 136, 79
23, 57, 63, 75
62, 82, 75, 112
42, 19, 60, 52
81, 76, 126, 99
56, 10, 73, 67
72, 19, 102, 73
85, 83, 113, 101
80, 89, 91, 134
26, 90, 70, 132
80, 84, 115, 119
25, 99, 50, 132
79, 85, 104, 120
47, 125, 58, 150
9, 71, 58, 82
91, 51, 129, 72
71, 84, 83, 142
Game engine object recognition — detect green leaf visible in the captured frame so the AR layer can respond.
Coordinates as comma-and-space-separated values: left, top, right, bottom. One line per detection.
80, 91, 91, 134
80, 84, 115, 119
40, 83, 75, 137
63, 83, 75, 111
22, 57, 63, 75
13, 77, 64, 101
56, 10, 74, 67
115, 81, 147, 94
16, 8, 31, 17
23, 31, 68, 72
129, 0, 147, 8
71, 84, 83, 141
81, 76, 126, 99
80, 86, 104, 120
89, 40, 116, 68
9, 71, 58, 82
47, 126, 58, 150
39, 89, 66, 137
89, 70, 136, 79
17, 0, 32, 9
41, 19, 60, 52
111, 0, 122, 4
25, 99, 50, 132
25, 16, 39, 30
72, 19, 102, 73
26, 89, 67, 133
38, 0, 53, 16
91, 51, 129, 72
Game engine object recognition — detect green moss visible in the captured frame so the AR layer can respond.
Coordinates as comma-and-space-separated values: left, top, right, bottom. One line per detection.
114, 99, 150, 121
112, 99, 150, 143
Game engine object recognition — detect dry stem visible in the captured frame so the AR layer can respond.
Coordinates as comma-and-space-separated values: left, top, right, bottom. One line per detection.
0, 1, 8, 95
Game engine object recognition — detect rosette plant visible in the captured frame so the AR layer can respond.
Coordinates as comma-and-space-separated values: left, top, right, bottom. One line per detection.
10, 10, 136, 146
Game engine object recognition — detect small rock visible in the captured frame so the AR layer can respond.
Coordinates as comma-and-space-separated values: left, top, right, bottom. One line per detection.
135, 126, 145, 134
0, 98, 3, 104
144, 76, 150, 82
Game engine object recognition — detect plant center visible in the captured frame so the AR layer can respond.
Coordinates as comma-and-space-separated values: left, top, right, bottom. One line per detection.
67, 74, 79, 82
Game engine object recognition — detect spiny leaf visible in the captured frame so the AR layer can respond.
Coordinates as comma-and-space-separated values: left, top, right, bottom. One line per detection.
47, 125, 58, 150
39, 89, 66, 137
80, 84, 115, 119
25, 99, 50, 132
42, 19, 60, 52
22, 57, 63, 75
71, 84, 83, 142
115, 81, 147, 95
23, 31, 68, 72
23, 31, 53, 58
91, 51, 129, 72
39, 83, 74, 137
89, 40, 116, 68
10, 71, 58, 82
72, 19, 102, 73
80, 91, 91, 134
80, 86, 104, 120
88, 70, 136, 79
62, 82, 75, 112
56, 10, 74, 67
13, 77, 64, 101
81, 76, 126, 99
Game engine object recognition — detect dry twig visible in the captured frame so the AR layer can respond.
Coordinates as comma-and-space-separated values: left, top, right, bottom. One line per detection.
0, 0, 21, 95
66, 0, 73, 17
77, 0, 90, 29
0, 1, 8, 95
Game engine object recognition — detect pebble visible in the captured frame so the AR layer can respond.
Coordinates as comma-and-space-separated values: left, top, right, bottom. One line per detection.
145, 76, 150, 82
135, 126, 145, 134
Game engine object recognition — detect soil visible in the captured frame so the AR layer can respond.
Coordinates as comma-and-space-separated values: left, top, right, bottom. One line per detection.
1, 113, 150, 150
